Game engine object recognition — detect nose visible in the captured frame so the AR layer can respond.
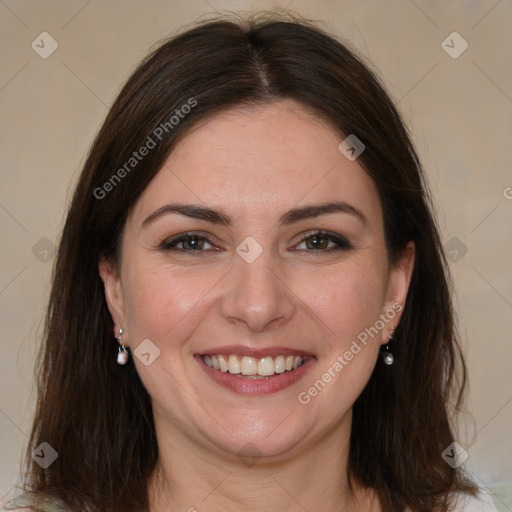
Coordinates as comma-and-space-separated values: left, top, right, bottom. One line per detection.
221, 247, 295, 333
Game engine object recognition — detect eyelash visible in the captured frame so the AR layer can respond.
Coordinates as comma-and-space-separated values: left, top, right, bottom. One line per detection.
159, 230, 352, 255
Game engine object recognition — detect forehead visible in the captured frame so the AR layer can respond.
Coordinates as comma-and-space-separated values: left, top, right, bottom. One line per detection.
131, 99, 382, 228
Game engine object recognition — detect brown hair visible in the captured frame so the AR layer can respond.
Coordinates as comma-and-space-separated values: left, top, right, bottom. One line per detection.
13, 11, 477, 512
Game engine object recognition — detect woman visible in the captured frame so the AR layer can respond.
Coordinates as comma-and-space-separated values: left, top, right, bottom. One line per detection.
2, 12, 499, 512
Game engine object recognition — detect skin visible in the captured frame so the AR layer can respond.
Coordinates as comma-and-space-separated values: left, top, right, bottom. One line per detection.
99, 99, 415, 512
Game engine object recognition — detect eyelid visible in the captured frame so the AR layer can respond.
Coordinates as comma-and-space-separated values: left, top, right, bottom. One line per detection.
159, 231, 217, 251
159, 229, 352, 253
293, 229, 353, 251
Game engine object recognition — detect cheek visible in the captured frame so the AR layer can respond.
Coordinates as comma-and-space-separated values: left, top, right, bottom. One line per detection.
294, 263, 387, 420
122, 259, 206, 341
124, 256, 223, 347
295, 259, 387, 344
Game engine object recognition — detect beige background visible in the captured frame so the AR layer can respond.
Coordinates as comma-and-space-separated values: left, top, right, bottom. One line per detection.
1, 0, 511, 508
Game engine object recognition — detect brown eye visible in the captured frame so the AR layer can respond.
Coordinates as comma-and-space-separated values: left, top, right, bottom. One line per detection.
161, 233, 215, 253
294, 231, 352, 252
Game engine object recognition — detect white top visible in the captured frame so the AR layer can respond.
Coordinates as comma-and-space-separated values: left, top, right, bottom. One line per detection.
0, 489, 500, 511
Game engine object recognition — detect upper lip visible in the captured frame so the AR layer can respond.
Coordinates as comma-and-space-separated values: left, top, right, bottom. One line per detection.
196, 345, 315, 359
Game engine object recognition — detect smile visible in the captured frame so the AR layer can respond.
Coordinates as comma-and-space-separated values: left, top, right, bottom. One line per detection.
202, 354, 306, 378
196, 350, 315, 395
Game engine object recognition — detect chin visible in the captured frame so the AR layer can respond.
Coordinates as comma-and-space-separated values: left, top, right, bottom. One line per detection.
197, 410, 313, 462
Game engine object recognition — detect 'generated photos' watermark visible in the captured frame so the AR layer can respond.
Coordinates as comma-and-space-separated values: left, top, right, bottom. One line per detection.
298, 302, 402, 405
94, 97, 197, 200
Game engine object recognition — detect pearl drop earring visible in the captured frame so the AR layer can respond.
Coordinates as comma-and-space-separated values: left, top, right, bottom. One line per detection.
381, 326, 394, 365
116, 328, 129, 365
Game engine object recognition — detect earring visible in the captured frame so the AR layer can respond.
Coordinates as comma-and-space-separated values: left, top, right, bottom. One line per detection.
381, 326, 394, 365
116, 328, 129, 365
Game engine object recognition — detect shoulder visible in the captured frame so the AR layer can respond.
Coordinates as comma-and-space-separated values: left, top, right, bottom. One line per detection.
0, 493, 28, 511
448, 490, 499, 511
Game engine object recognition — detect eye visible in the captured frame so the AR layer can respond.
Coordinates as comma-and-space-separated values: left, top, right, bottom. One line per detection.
159, 230, 352, 255
160, 232, 216, 253
293, 230, 352, 253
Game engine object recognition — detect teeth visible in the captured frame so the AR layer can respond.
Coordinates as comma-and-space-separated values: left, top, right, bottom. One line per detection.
241, 357, 257, 375
228, 354, 241, 374
202, 354, 306, 377
257, 357, 275, 376
274, 355, 286, 374
218, 355, 229, 372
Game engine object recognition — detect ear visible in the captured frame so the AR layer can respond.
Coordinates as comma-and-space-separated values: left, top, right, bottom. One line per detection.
98, 255, 127, 339
380, 241, 415, 344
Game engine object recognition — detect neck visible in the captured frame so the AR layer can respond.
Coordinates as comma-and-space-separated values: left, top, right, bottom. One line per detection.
147, 409, 378, 512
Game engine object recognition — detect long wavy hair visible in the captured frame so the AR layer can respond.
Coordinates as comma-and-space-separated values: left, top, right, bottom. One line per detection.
13, 11, 477, 512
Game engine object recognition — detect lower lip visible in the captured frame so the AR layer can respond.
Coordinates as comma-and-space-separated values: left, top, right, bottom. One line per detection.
195, 355, 315, 395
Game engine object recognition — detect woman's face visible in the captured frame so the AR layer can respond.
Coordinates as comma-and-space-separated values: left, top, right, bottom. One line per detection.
100, 99, 414, 461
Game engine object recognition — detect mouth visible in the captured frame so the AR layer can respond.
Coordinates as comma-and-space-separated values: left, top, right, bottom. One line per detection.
195, 347, 315, 395
201, 353, 307, 378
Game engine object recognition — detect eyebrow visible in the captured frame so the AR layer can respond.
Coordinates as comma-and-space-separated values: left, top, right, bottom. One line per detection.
141, 200, 368, 229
